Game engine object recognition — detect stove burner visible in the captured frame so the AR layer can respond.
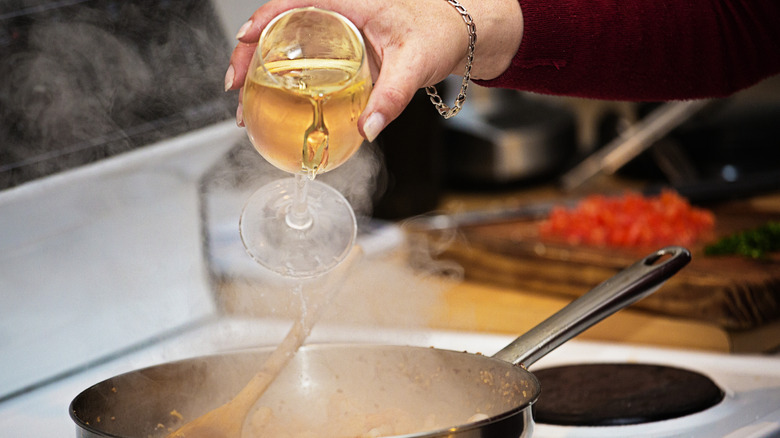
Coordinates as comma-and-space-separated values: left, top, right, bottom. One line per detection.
532, 363, 725, 426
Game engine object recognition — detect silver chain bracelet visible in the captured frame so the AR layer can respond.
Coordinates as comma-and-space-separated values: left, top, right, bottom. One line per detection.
425, 0, 477, 119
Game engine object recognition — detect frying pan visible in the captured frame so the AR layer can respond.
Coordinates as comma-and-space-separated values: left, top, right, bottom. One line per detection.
70, 246, 690, 438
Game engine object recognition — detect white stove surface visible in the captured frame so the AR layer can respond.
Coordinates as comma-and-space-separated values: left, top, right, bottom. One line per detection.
527, 341, 780, 438
1, 317, 779, 438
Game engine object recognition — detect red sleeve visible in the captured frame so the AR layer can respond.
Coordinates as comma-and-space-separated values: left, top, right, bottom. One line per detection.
475, 0, 780, 101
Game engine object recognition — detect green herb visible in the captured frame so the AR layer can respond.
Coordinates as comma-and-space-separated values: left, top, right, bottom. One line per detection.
705, 221, 780, 259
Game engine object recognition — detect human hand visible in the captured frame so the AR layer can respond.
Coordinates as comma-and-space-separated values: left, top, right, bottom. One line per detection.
224, 0, 522, 141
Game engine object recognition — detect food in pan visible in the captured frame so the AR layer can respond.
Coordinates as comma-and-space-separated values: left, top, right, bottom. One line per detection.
243, 393, 492, 438
244, 394, 436, 437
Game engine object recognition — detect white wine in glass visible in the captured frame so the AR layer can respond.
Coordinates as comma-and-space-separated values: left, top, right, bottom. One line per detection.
240, 7, 371, 277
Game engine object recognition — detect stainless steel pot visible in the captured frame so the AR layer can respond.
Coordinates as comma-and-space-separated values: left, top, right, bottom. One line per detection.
70, 246, 691, 438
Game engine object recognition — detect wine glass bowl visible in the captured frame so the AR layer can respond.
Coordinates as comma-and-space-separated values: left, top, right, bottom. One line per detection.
243, 8, 370, 176
239, 8, 371, 277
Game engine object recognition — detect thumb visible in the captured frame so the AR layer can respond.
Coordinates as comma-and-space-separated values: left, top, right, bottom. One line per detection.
358, 67, 423, 143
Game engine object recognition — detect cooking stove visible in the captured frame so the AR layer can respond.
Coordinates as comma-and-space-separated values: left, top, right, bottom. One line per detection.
2, 317, 780, 438
1, 139, 779, 436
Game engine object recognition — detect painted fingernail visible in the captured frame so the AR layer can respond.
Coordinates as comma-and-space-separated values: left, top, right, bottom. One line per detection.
235, 20, 252, 40
224, 64, 235, 92
363, 112, 386, 143
236, 103, 244, 127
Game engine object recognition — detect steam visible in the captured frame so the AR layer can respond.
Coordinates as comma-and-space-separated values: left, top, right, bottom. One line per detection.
1, 21, 139, 170
222, 250, 459, 330
0, 2, 231, 184
205, 137, 463, 332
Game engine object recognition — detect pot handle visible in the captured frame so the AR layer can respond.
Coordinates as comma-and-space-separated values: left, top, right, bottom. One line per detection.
492, 246, 691, 367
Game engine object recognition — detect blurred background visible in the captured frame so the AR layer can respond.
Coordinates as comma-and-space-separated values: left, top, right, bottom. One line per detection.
1, 1, 779, 437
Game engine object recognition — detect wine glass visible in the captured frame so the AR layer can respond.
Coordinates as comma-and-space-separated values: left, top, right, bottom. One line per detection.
239, 7, 372, 278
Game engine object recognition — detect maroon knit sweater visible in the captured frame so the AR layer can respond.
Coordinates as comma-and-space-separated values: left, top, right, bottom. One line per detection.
475, 0, 780, 101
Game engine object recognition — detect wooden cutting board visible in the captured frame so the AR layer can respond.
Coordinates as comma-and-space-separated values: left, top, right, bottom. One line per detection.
415, 196, 780, 346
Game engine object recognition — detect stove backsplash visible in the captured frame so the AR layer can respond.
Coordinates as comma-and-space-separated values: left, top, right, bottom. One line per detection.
0, 0, 236, 189
0, 0, 258, 403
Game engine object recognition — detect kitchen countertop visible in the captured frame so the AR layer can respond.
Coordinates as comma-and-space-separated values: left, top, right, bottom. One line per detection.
432, 279, 738, 352
421, 186, 780, 353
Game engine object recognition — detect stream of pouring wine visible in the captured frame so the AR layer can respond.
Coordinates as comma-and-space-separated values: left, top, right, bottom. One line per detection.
167, 246, 364, 438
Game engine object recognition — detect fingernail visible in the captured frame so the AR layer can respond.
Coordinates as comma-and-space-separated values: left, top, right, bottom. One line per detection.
235, 20, 252, 40
224, 64, 235, 92
236, 103, 244, 127
363, 112, 386, 143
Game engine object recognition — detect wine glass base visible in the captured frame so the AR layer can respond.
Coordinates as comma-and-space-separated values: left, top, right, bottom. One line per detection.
240, 177, 357, 278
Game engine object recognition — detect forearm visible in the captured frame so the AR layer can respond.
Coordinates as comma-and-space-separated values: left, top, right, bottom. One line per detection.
476, 0, 780, 100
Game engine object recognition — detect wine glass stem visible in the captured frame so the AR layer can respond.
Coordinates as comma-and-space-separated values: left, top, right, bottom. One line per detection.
286, 173, 314, 230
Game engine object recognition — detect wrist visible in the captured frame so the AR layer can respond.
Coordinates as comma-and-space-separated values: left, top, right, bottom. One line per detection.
456, 0, 523, 80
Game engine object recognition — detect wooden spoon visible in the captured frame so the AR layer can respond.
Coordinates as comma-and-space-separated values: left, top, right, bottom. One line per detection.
167, 246, 363, 438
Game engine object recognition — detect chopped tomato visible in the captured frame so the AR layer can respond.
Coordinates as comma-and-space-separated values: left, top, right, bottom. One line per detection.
539, 190, 715, 249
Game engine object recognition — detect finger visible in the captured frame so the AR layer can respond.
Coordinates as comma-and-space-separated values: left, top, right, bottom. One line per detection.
236, 86, 244, 127
226, 41, 256, 92
358, 55, 424, 142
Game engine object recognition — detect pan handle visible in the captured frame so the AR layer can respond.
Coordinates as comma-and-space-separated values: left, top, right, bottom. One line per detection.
491, 246, 691, 367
